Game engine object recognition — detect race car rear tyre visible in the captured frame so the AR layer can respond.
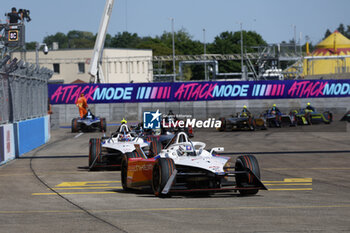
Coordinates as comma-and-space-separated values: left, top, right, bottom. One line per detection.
235, 155, 261, 195
323, 111, 332, 124
100, 117, 107, 132
121, 153, 141, 191
217, 117, 226, 131
89, 138, 102, 170
249, 118, 256, 131
126, 150, 144, 158
306, 113, 312, 125
71, 118, 79, 133
152, 158, 175, 197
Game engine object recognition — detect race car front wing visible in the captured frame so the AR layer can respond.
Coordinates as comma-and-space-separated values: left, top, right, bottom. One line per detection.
161, 167, 268, 195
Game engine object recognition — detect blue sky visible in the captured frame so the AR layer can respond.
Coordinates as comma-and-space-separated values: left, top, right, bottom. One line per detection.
1, 0, 349, 45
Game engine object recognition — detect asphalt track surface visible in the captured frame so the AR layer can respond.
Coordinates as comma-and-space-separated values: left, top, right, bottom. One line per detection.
1, 123, 350, 233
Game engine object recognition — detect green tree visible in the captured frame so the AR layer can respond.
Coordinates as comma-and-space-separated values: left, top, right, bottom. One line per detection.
323, 24, 350, 39
346, 25, 350, 38
302, 42, 314, 54
209, 30, 266, 73
137, 38, 172, 56
158, 29, 205, 79
43, 32, 69, 49
323, 29, 332, 39
337, 23, 345, 35
110, 31, 141, 48
41, 28, 268, 80
159, 29, 203, 55
104, 33, 112, 47
66, 30, 95, 48
25, 42, 36, 51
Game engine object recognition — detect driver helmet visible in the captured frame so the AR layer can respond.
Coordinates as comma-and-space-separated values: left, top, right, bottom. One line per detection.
273, 104, 276, 107
243, 105, 247, 109
307, 102, 311, 106
121, 118, 127, 124
86, 109, 92, 119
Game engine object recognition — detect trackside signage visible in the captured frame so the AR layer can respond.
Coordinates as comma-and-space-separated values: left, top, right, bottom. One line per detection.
48, 80, 350, 104
143, 110, 221, 129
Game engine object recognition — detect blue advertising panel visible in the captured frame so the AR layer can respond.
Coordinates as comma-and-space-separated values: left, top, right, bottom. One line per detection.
14, 118, 46, 156
48, 80, 350, 104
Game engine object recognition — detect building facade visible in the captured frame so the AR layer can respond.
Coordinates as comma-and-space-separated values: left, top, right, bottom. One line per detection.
12, 48, 153, 83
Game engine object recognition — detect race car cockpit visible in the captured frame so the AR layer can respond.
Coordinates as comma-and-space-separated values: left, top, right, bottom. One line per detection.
116, 124, 133, 141
164, 132, 205, 157
83, 109, 95, 119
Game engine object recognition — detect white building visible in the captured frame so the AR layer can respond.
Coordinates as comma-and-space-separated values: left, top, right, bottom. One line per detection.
12, 48, 153, 83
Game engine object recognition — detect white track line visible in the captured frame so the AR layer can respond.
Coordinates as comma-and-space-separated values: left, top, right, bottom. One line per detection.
74, 133, 84, 138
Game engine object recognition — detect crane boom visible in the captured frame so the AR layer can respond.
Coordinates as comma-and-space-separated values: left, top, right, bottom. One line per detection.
89, 0, 115, 83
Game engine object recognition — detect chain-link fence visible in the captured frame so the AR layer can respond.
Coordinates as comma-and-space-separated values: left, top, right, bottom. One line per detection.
0, 55, 53, 124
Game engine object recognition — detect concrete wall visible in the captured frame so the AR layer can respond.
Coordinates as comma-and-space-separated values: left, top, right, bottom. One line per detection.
52, 98, 350, 125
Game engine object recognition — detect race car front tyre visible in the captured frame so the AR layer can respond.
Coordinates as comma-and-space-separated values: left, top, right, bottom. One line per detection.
152, 158, 175, 197
71, 118, 79, 133
89, 138, 102, 170
235, 155, 261, 195
121, 155, 129, 191
100, 117, 107, 132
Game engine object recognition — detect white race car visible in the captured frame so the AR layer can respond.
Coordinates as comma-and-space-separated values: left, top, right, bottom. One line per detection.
121, 132, 267, 197
89, 124, 161, 170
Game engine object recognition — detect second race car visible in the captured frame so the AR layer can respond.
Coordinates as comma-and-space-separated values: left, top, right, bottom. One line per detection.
293, 108, 332, 125
88, 122, 162, 170
217, 112, 266, 131
72, 109, 107, 133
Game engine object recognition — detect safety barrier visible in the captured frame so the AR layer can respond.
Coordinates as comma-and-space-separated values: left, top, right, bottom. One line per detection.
14, 116, 50, 156
0, 115, 50, 164
0, 56, 53, 165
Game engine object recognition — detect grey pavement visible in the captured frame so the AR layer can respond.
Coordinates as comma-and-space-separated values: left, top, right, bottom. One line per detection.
0, 124, 350, 233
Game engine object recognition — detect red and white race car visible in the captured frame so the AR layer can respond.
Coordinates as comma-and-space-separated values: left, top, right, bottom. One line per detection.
121, 132, 267, 197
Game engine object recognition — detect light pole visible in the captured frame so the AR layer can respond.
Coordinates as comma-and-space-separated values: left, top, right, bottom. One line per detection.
35, 42, 48, 67
125, 0, 128, 31
292, 24, 297, 53
203, 28, 207, 81
240, 22, 244, 78
170, 17, 176, 82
